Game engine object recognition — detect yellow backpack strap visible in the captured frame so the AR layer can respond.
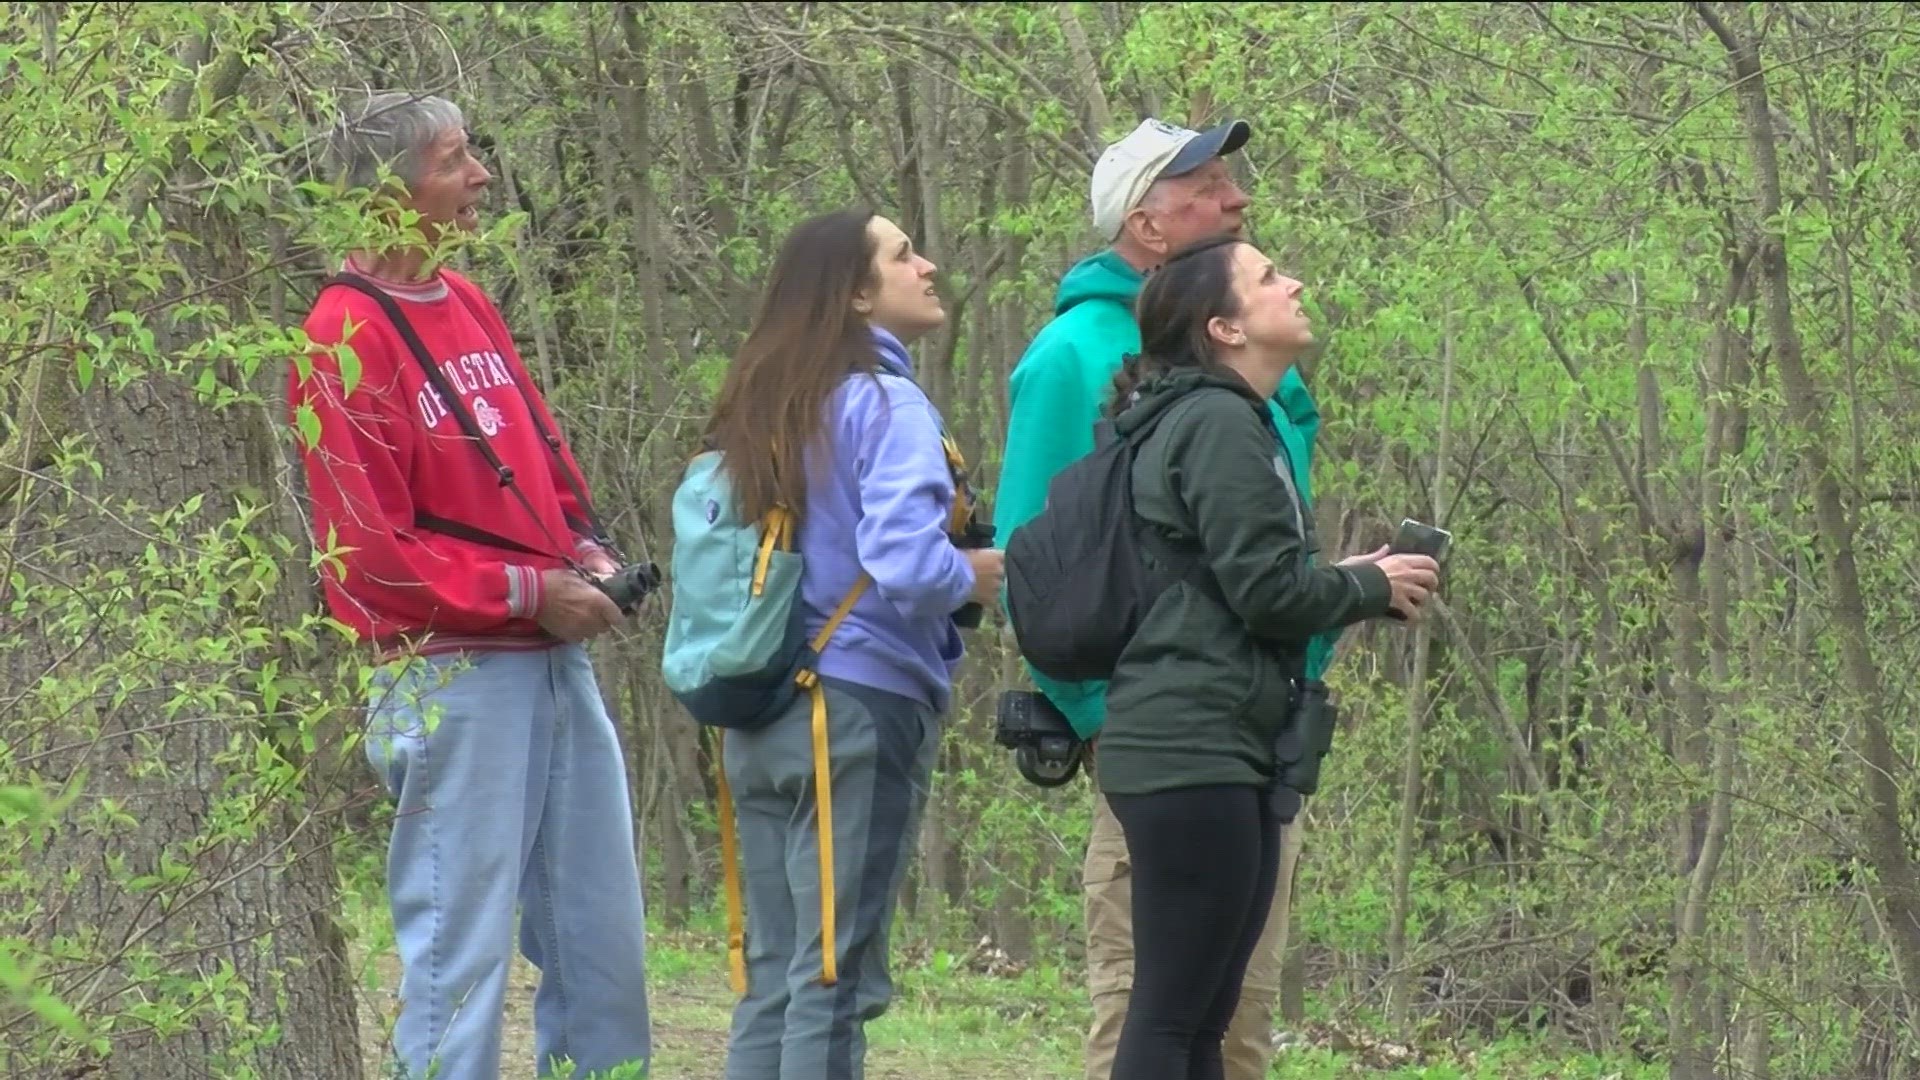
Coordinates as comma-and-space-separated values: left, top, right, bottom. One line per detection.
801, 574, 872, 671
793, 573, 870, 988
715, 728, 747, 995
721, 572, 871, 996
751, 507, 794, 596
804, 678, 839, 986
940, 433, 975, 535
721, 506, 797, 996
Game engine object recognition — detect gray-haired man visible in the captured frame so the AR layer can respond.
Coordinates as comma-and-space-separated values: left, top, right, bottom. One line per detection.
289, 91, 653, 1079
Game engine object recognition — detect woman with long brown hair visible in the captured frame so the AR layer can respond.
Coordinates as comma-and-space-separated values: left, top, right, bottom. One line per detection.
708, 208, 1003, 1080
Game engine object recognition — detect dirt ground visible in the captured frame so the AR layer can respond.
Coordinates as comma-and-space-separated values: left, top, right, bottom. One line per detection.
356, 948, 734, 1079
353, 945, 1058, 1079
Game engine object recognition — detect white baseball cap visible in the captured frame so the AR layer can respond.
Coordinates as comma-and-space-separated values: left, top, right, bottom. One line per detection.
1090, 117, 1251, 242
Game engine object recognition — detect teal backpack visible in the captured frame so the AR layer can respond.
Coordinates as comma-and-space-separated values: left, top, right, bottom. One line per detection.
660, 450, 869, 733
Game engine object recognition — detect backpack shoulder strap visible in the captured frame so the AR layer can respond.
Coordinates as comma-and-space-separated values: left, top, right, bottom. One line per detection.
797, 574, 872, 688
1112, 391, 1230, 589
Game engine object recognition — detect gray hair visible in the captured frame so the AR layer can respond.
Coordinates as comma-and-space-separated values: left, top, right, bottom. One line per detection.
329, 91, 466, 192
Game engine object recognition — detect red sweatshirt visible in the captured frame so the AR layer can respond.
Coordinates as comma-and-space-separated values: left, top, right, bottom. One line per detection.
288, 263, 606, 657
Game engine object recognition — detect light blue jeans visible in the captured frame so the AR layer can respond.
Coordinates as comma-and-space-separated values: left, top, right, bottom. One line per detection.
365, 644, 653, 1079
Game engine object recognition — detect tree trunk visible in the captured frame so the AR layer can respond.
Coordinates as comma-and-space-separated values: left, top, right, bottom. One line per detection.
1, 20, 361, 1077
1387, 306, 1453, 1031
3, 338, 362, 1079
1737, 910, 1771, 1080
1667, 243, 1753, 1080
1057, 1, 1114, 140
1696, 0, 1920, 1016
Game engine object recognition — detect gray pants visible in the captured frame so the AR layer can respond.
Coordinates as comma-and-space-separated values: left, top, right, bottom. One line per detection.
721, 676, 941, 1080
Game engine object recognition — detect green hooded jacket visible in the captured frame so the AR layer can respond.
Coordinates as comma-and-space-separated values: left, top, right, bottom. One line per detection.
1096, 369, 1392, 795
995, 249, 1343, 741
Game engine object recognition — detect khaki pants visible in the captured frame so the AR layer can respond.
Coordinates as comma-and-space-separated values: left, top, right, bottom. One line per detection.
1083, 788, 1306, 1080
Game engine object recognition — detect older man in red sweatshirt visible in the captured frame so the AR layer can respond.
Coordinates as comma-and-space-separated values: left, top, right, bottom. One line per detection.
288, 90, 652, 1080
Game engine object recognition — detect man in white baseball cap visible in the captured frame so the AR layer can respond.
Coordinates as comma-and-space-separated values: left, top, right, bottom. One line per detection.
1090, 116, 1252, 243
997, 114, 1324, 1080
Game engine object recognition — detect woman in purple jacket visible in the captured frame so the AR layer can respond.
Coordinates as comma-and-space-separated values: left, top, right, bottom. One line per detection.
705, 208, 1003, 1080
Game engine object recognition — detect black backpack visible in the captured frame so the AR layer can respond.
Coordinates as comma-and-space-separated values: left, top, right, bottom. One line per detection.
1003, 402, 1206, 684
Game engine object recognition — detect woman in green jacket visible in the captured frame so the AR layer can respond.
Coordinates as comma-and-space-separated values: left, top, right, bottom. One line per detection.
1101, 234, 1439, 1080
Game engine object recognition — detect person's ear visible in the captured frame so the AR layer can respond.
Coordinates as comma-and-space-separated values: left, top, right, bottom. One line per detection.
1122, 207, 1169, 258
1207, 315, 1245, 349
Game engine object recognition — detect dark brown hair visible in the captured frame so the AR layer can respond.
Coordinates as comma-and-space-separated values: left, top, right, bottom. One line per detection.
1109, 233, 1246, 414
705, 207, 880, 521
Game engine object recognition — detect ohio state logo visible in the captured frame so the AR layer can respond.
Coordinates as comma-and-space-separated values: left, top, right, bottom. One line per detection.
473, 395, 506, 436
413, 351, 519, 430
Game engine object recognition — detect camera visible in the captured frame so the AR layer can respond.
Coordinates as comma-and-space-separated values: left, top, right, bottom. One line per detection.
950, 518, 996, 631
994, 690, 1085, 788
595, 561, 663, 615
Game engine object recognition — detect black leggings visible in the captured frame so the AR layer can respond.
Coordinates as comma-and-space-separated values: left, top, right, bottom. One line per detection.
1107, 784, 1283, 1080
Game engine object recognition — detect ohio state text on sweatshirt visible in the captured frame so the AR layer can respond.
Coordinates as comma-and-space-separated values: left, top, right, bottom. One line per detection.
288, 266, 605, 657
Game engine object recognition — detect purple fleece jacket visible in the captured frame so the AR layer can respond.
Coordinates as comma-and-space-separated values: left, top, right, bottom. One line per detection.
795, 326, 975, 713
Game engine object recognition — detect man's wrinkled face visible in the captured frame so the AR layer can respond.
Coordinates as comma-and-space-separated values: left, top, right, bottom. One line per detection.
1134, 158, 1251, 255
400, 126, 492, 240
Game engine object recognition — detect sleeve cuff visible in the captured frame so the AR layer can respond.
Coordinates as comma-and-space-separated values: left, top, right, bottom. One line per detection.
506, 565, 545, 620
1345, 563, 1394, 618
949, 550, 977, 612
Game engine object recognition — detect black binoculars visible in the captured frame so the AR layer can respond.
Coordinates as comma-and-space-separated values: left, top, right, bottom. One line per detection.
1269, 679, 1338, 824
950, 519, 996, 630
594, 561, 663, 616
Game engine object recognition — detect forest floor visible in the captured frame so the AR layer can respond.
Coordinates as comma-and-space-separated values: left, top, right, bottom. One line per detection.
349, 925, 1084, 1079
339, 844, 1656, 1079
347, 924, 1662, 1080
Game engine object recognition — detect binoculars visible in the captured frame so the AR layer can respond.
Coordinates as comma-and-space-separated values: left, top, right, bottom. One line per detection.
595, 561, 663, 616
950, 519, 996, 631
1268, 679, 1337, 824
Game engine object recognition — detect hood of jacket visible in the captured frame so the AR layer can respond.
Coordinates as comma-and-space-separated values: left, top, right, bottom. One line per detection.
870, 324, 915, 379
1112, 366, 1272, 442
1053, 248, 1144, 319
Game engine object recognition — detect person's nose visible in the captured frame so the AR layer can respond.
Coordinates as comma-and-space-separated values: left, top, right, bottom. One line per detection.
1224, 181, 1250, 211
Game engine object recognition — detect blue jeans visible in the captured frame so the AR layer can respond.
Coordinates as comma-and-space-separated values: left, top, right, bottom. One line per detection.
721, 677, 941, 1080
365, 644, 653, 1079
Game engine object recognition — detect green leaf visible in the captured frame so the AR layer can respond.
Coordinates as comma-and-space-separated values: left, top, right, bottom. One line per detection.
336, 340, 362, 397
76, 352, 95, 391
0, 786, 48, 823
295, 403, 321, 451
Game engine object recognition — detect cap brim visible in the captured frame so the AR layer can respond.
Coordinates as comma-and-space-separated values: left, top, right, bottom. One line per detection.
1158, 119, 1251, 179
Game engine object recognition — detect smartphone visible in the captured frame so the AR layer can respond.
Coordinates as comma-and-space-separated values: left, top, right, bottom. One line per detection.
1390, 518, 1453, 562
1384, 518, 1451, 623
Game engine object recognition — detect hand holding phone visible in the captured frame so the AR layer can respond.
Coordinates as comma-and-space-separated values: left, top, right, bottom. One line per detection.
1381, 518, 1450, 622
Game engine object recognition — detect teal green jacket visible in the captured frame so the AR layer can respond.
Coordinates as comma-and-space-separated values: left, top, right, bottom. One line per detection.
995, 249, 1342, 740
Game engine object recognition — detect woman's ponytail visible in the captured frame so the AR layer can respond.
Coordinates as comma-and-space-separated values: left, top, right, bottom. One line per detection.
1106, 352, 1162, 416
1106, 234, 1246, 415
